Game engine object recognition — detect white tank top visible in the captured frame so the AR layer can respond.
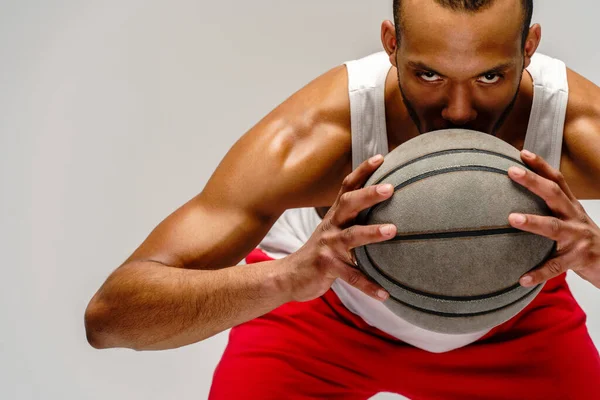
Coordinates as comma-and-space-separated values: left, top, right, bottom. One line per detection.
257, 51, 569, 353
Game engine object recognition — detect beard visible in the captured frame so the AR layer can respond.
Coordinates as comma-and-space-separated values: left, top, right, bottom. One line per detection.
397, 68, 524, 137
490, 71, 523, 135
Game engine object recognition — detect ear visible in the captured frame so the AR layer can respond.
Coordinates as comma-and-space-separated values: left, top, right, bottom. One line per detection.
523, 23, 541, 69
381, 20, 398, 68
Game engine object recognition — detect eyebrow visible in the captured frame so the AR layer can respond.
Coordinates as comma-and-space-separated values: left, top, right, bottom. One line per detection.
407, 60, 514, 78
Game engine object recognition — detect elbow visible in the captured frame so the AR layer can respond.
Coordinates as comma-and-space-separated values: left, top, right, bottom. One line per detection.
84, 296, 116, 350
84, 295, 154, 352
85, 327, 107, 350
84, 265, 137, 350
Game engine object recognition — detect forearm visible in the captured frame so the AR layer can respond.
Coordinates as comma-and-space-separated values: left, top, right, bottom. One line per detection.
84, 259, 290, 351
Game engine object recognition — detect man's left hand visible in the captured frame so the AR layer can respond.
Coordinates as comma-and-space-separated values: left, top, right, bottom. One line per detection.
507, 149, 600, 290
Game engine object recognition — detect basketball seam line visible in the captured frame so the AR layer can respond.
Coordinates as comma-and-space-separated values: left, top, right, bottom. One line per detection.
384, 286, 540, 318
371, 148, 526, 186
363, 165, 521, 230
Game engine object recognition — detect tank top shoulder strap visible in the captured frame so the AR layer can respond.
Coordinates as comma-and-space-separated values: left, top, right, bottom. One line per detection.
523, 53, 569, 170
343, 52, 392, 170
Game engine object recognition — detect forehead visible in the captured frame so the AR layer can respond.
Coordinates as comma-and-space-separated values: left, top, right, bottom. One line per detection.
400, 0, 523, 66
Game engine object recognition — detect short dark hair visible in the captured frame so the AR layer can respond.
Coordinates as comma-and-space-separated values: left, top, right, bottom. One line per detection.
393, 0, 534, 48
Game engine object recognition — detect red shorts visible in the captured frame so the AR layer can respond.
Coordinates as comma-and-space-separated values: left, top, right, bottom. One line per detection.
210, 249, 600, 400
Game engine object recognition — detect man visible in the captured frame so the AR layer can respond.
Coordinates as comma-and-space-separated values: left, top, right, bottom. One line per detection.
85, 0, 600, 398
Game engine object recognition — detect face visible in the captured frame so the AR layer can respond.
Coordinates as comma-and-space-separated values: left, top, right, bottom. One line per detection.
392, 0, 531, 135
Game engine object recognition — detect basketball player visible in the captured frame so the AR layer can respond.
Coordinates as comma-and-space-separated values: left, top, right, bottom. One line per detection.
85, 1, 600, 398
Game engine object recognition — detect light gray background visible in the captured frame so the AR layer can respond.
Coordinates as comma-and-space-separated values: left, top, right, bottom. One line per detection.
1, 1, 599, 399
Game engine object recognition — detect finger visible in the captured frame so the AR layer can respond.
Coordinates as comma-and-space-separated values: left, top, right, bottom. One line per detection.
346, 247, 358, 266
508, 165, 578, 219
332, 183, 394, 226
519, 255, 569, 287
335, 154, 384, 203
330, 238, 357, 267
520, 150, 577, 202
508, 213, 573, 244
334, 262, 390, 301
337, 222, 397, 251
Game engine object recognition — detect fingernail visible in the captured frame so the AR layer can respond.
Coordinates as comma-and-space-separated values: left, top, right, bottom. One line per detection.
522, 150, 535, 159
377, 289, 389, 300
377, 184, 393, 195
379, 225, 395, 236
511, 214, 526, 225
510, 167, 526, 177
370, 155, 383, 165
520, 276, 533, 286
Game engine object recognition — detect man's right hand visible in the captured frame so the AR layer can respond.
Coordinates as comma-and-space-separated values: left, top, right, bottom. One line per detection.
281, 154, 397, 303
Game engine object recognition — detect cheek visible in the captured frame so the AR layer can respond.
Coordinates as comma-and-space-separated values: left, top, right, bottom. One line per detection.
474, 77, 520, 111
473, 87, 515, 115
403, 80, 446, 111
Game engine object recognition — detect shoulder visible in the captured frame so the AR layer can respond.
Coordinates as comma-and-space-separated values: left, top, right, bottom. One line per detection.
565, 67, 600, 121
262, 64, 354, 205
279, 64, 351, 134
202, 63, 354, 217
561, 68, 600, 198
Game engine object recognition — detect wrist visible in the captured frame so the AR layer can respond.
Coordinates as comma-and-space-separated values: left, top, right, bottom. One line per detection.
262, 257, 295, 305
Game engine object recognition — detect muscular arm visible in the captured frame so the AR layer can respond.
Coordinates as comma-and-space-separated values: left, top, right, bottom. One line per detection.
84, 65, 353, 351
561, 68, 600, 199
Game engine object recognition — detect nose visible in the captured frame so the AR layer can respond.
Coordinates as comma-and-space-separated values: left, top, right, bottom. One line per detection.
441, 85, 477, 126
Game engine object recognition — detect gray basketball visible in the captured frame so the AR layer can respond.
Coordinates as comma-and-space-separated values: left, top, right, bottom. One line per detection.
354, 129, 556, 334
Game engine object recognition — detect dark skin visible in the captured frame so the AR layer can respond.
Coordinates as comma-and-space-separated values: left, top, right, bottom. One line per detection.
85, 0, 600, 351
318, 0, 600, 210
322, 0, 600, 289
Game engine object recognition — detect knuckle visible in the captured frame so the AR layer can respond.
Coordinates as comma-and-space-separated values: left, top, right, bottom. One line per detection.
550, 182, 562, 196
551, 218, 562, 234
576, 240, 594, 263
319, 231, 337, 248
546, 259, 563, 275
318, 236, 329, 248
581, 227, 595, 243
346, 270, 362, 286
341, 175, 353, 192
575, 241, 589, 258
341, 226, 356, 246
315, 248, 334, 268
320, 218, 333, 233
339, 192, 352, 208
577, 208, 590, 225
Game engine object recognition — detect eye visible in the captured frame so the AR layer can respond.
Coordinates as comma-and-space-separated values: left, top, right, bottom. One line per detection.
417, 71, 442, 82
478, 73, 502, 84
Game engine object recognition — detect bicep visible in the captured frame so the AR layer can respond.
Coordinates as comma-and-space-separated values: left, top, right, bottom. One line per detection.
123, 127, 345, 271
123, 64, 351, 270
